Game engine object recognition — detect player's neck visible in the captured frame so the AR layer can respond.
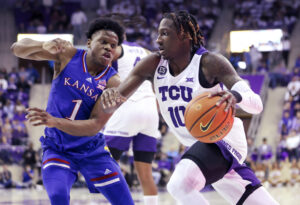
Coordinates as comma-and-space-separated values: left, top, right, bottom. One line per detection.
85, 54, 107, 76
169, 52, 192, 76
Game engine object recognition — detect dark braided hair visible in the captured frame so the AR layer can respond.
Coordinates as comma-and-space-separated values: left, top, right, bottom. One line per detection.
163, 10, 205, 54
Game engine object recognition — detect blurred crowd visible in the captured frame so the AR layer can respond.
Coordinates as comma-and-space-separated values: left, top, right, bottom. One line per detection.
2, 0, 300, 191
233, 0, 300, 34
244, 56, 300, 188
13, 0, 222, 47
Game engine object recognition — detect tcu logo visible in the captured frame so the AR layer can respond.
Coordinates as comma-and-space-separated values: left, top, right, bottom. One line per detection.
158, 66, 167, 75
158, 85, 193, 102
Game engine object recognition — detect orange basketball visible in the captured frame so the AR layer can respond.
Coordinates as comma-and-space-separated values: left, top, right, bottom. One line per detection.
184, 92, 234, 143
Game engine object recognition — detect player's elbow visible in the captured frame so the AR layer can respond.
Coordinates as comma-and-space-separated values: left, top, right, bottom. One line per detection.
251, 101, 263, 115
10, 43, 17, 55
10, 42, 23, 58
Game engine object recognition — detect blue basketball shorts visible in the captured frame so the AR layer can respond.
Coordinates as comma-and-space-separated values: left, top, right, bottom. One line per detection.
41, 142, 134, 205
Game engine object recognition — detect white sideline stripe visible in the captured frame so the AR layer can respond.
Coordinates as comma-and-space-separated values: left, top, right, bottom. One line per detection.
43, 162, 70, 169
94, 178, 120, 187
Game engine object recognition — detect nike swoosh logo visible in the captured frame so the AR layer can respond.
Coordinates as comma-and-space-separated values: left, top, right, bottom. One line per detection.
200, 112, 217, 132
157, 76, 165, 79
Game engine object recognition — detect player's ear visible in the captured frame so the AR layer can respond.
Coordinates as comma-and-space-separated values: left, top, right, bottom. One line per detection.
178, 32, 191, 42
87, 39, 91, 49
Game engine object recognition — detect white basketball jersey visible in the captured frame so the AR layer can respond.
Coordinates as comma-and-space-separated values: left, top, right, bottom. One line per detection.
153, 50, 248, 164
117, 42, 155, 101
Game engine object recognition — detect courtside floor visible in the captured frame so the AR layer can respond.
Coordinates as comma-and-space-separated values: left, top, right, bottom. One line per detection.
0, 186, 298, 205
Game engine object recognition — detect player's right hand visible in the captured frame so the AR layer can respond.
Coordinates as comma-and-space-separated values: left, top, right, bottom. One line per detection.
42, 38, 71, 54
100, 88, 126, 113
26, 107, 57, 127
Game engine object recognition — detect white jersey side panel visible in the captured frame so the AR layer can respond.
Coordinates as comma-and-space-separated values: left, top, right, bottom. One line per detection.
103, 42, 159, 139
117, 43, 155, 101
153, 52, 247, 164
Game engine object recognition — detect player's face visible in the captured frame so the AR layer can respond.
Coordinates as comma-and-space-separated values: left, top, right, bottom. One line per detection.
156, 18, 182, 60
88, 30, 118, 67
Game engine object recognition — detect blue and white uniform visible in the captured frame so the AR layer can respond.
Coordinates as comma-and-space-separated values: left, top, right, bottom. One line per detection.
103, 42, 160, 155
41, 49, 133, 205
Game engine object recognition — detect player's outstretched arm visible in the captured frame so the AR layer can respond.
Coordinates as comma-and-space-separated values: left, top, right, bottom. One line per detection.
203, 52, 263, 114
10, 38, 76, 62
101, 53, 160, 113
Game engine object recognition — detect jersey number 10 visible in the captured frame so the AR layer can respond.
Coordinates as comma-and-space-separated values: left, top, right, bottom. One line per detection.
168, 106, 185, 128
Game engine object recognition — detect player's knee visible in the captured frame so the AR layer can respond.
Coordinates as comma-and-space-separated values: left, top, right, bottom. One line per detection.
167, 159, 206, 197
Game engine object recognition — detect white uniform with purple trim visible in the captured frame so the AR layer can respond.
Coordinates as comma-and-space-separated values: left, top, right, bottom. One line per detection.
153, 49, 248, 165
153, 48, 264, 204
103, 42, 160, 140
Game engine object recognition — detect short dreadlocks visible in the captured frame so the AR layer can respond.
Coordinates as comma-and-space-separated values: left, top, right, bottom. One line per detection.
164, 11, 205, 54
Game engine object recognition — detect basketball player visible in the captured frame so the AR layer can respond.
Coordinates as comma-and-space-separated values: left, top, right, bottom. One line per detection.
100, 11, 279, 205
11, 18, 134, 205
102, 14, 160, 205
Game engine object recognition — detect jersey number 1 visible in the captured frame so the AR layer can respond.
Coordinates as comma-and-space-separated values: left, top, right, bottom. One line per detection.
67, 100, 82, 120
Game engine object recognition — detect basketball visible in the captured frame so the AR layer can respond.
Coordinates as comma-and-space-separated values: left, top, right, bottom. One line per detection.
184, 92, 234, 143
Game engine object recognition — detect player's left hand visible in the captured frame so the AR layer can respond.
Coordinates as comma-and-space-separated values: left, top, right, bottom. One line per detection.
26, 107, 56, 127
209, 91, 237, 115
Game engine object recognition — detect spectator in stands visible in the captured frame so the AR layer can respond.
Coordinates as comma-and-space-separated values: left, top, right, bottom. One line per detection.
291, 110, 300, 132
268, 61, 290, 89
291, 67, 300, 79
0, 74, 8, 91
286, 129, 300, 161
71, 7, 87, 43
284, 75, 300, 105
2, 118, 12, 144
16, 76, 30, 93
22, 142, 36, 170
258, 138, 273, 163
290, 158, 300, 186
249, 45, 262, 73
281, 28, 291, 67
3, 100, 15, 120
253, 162, 267, 184
12, 125, 26, 145
250, 147, 259, 163
36, 20, 47, 34
0, 89, 6, 107
22, 164, 35, 188
295, 55, 300, 68
268, 162, 282, 187
1, 164, 13, 188
279, 110, 293, 135
26, 63, 40, 84
255, 61, 269, 75
17, 88, 29, 106
292, 102, 300, 117
276, 135, 288, 161
15, 100, 26, 113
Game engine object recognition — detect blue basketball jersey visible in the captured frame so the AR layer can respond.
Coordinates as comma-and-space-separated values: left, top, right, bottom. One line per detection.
42, 49, 117, 152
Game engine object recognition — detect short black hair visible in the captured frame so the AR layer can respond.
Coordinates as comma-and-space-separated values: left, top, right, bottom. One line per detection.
163, 11, 205, 54
86, 18, 125, 45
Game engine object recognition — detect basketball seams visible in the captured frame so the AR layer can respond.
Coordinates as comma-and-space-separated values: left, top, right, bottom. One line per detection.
184, 93, 209, 125
189, 104, 218, 132
185, 93, 234, 143
196, 107, 232, 139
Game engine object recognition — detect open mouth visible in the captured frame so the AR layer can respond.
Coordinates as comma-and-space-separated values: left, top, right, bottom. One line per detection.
158, 47, 165, 55
102, 52, 111, 59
